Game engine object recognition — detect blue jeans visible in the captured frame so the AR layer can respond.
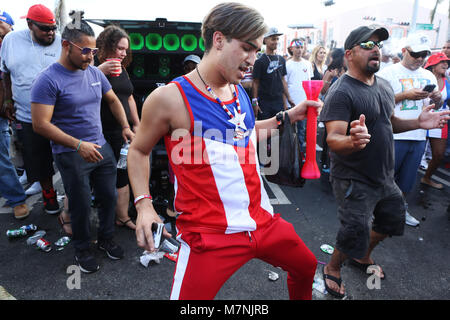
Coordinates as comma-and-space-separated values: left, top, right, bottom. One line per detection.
394, 140, 426, 194
0, 118, 26, 208
54, 143, 117, 251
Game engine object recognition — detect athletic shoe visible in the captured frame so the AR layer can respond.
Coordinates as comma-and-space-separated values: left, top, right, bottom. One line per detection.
19, 172, 28, 185
42, 188, 60, 215
13, 204, 30, 220
75, 248, 100, 273
316, 144, 323, 152
98, 238, 124, 260
25, 182, 42, 195
405, 211, 420, 227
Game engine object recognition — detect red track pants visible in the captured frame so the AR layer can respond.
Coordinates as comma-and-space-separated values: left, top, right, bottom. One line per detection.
170, 214, 317, 300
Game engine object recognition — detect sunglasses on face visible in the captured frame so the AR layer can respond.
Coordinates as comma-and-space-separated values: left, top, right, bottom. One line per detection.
32, 22, 57, 32
69, 41, 98, 56
406, 49, 428, 59
357, 40, 383, 50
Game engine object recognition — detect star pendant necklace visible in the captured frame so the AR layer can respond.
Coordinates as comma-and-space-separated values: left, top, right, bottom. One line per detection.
196, 66, 246, 141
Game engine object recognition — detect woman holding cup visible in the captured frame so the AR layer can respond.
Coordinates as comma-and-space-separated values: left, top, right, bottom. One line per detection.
96, 25, 140, 230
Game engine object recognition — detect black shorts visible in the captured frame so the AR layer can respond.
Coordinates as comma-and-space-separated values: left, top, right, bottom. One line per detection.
15, 121, 55, 183
330, 177, 405, 259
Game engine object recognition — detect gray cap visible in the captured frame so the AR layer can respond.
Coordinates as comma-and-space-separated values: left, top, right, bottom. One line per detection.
264, 27, 283, 39
183, 54, 201, 65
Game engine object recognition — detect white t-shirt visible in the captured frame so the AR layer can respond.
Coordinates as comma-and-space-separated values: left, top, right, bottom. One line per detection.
378, 63, 438, 141
286, 59, 313, 104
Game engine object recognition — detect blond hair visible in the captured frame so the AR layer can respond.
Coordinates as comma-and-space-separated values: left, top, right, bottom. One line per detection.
309, 45, 326, 69
202, 2, 267, 53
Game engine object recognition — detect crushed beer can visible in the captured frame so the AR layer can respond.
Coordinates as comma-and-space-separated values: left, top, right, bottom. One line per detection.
20, 224, 37, 232
36, 238, 52, 252
55, 236, 71, 251
164, 252, 178, 262
160, 237, 180, 254
6, 229, 27, 238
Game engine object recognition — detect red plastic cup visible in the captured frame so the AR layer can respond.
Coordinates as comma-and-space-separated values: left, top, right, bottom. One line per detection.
301, 80, 324, 179
106, 58, 122, 77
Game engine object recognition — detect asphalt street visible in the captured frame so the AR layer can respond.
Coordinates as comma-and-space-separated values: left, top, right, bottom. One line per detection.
1, 149, 449, 303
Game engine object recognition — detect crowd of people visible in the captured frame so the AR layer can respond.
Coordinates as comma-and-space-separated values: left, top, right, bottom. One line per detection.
1, 2, 449, 300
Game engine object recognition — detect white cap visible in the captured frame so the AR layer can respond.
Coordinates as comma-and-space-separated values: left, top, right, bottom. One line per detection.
404, 33, 431, 53
183, 55, 201, 65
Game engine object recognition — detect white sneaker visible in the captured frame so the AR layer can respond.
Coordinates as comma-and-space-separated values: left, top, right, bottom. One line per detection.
316, 144, 323, 152
405, 211, 420, 227
25, 182, 42, 196
19, 171, 28, 185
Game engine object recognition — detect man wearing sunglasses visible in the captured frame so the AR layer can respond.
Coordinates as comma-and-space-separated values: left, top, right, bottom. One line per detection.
320, 26, 450, 299
31, 19, 134, 273
0, 4, 61, 217
378, 34, 442, 228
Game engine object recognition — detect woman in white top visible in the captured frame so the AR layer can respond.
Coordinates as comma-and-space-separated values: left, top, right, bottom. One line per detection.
421, 52, 450, 189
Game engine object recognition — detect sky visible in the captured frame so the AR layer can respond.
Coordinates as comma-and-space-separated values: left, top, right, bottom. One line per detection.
5, 0, 448, 34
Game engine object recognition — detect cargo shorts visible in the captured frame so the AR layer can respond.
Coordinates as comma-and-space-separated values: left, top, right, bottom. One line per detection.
330, 177, 406, 259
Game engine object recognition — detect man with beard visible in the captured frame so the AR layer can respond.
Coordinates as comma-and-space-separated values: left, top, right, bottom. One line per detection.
31, 18, 134, 273
1, 4, 61, 215
320, 26, 450, 298
378, 34, 441, 227
0, 10, 30, 220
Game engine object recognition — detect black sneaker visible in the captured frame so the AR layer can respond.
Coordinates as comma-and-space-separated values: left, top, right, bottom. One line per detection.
42, 188, 60, 215
98, 239, 124, 260
75, 248, 100, 273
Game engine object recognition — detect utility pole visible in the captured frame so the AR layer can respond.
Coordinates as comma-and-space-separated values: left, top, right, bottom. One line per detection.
410, 0, 419, 33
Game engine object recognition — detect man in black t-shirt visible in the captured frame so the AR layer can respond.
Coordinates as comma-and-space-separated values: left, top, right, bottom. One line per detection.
320, 26, 450, 299
252, 27, 294, 120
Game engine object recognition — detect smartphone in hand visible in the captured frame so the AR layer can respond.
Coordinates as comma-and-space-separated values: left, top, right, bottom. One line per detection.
422, 84, 436, 93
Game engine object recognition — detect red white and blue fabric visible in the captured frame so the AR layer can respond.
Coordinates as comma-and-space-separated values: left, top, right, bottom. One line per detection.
165, 76, 274, 235
428, 78, 449, 139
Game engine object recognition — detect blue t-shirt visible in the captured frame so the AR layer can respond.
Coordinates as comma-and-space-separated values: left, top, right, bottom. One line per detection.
31, 63, 111, 154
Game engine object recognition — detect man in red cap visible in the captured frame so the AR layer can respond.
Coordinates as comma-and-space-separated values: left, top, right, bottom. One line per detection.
0, 4, 62, 217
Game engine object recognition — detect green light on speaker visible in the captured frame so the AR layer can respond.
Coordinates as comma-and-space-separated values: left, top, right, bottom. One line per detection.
159, 56, 170, 66
129, 33, 144, 51
163, 34, 180, 51
133, 66, 145, 78
159, 66, 170, 77
146, 33, 163, 51
199, 37, 205, 51
181, 34, 197, 51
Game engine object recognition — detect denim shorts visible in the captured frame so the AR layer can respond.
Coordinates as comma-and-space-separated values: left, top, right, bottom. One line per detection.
331, 177, 406, 259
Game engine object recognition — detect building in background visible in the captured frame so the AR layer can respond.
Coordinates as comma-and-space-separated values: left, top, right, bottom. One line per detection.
278, 0, 448, 55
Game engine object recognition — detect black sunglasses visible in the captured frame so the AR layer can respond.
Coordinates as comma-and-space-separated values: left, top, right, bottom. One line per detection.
69, 41, 98, 56
406, 49, 428, 59
356, 40, 383, 50
32, 22, 57, 32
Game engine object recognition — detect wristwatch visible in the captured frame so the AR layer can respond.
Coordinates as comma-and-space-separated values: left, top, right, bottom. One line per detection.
276, 111, 285, 126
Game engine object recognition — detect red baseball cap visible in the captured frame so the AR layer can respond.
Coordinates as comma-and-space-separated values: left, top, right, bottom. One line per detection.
21, 4, 55, 24
424, 52, 450, 69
